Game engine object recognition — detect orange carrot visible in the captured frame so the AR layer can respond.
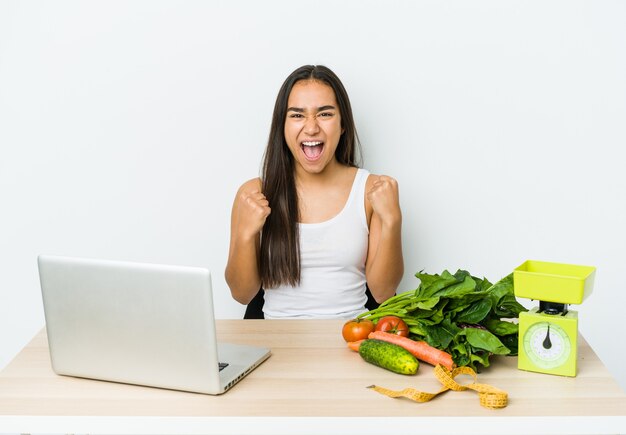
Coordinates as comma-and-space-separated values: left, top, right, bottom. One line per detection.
347, 339, 365, 352
368, 331, 455, 370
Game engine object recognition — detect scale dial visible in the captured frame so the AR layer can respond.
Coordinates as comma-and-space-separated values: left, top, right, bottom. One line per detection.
523, 321, 571, 369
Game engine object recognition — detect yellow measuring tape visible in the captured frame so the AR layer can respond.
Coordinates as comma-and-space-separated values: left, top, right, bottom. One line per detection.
367, 364, 508, 409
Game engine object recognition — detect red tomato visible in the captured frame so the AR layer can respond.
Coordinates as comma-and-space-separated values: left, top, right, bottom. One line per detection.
374, 315, 409, 337
342, 318, 375, 343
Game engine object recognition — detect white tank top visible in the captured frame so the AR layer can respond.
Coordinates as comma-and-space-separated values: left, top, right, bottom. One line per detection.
263, 168, 370, 319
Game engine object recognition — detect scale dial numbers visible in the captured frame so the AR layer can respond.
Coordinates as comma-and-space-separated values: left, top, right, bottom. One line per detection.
523, 321, 571, 369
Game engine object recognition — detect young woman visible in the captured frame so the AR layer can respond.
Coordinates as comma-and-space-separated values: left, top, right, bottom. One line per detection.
225, 65, 403, 319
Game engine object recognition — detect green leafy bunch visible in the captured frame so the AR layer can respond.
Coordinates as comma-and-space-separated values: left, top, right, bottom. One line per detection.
358, 270, 528, 371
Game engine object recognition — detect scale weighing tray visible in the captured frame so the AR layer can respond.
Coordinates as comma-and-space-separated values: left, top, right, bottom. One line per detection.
513, 260, 596, 305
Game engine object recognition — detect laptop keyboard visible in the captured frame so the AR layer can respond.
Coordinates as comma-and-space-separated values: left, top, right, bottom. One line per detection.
218, 362, 229, 371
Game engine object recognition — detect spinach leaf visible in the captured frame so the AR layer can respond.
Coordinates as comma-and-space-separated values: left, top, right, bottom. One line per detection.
486, 273, 527, 318
413, 270, 442, 288
470, 351, 491, 369
473, 276, 493, 293
483, 318, 519, 336
455, 298, 493, 324
415, 297, 440, 310
422, 319, 461, 349
435, 275, 477, 298
486, 273, 514, 306
499, 334, 520, 356
450, 341, 470, 367
461, 328, 511, 355
415, 270, 458, 299
445, 291, 491, 313
494, 293, 527, 318
407, 321, 428, 337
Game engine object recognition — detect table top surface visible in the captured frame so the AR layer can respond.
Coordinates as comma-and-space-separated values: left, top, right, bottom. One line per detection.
1, 319, 625, 420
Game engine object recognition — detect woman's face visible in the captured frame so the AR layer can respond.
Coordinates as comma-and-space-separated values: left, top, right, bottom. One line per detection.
284, 79, 343, 177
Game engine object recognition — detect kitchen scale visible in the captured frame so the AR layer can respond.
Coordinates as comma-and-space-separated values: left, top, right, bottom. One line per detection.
513, 260, 596, 377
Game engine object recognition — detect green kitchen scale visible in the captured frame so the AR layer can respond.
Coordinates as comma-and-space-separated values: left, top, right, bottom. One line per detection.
513, 260, 596, 377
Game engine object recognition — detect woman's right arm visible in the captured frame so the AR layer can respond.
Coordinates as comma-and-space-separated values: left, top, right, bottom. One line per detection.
225, 178, 271, 305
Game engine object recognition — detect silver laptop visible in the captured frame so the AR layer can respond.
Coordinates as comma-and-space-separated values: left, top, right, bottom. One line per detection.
37, 255, 270, 395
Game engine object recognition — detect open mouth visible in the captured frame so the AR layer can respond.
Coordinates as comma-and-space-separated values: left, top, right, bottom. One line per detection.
301, 141, 324, 160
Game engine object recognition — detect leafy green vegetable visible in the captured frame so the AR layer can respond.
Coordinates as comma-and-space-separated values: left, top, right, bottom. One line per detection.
358, 270, 527, 371
461, 328, 510, 355
454, 298, 492, 324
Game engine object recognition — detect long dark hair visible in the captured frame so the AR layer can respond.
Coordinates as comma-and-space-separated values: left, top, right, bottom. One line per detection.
260, 65, 362, 288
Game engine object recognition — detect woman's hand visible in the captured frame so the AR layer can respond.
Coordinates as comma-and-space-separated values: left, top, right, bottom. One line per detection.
367, 175, 401, 225
234, 188, 271, 240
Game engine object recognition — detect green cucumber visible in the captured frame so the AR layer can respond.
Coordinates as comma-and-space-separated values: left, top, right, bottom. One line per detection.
358, 339, 419, 375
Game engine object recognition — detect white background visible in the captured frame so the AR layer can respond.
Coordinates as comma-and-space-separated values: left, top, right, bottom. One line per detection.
1, 0, 625, 393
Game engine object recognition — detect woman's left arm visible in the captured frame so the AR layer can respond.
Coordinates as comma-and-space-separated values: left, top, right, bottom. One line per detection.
365, 175, 404, 303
